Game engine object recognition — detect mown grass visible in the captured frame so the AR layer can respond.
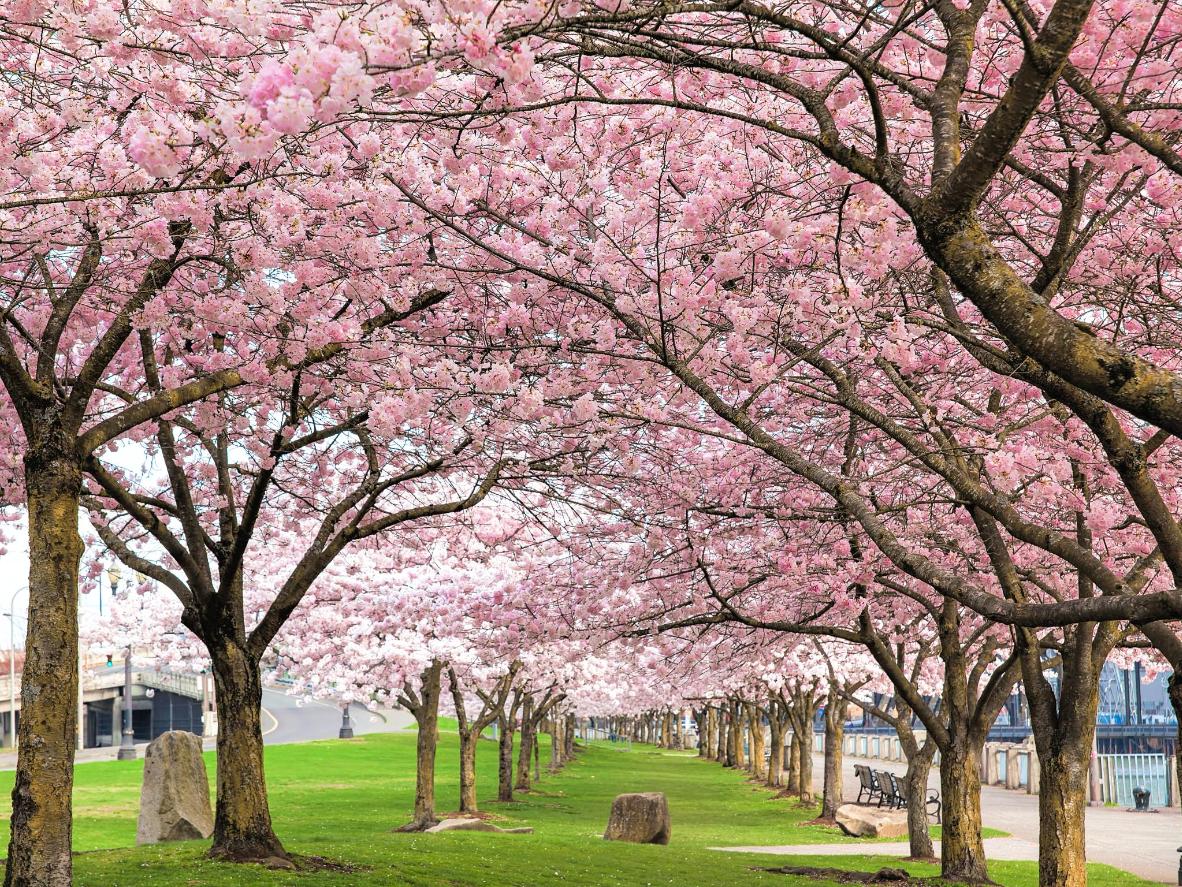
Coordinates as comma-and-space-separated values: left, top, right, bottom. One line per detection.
0, 726, 1150, 886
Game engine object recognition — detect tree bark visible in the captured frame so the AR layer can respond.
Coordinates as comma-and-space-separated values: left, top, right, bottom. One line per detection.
767, 700, 785, 789
746, 702, 765, 779
796, 731, 814, 802
939, 742, 989, 882
457, 731, 479, 814
497, 713, 515, 802
398, 661, 442, 830
820, 694, 846, 819
904, 742, 937, 861
515, 696, 534, 792
716, 706, 729, 763
787, 735, 800, 794
207, 638, 287, 863
6, 454, 84, 887
1037, 739, 1091, 887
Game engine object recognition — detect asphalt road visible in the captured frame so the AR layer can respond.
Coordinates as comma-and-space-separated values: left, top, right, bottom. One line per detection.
260, 689, 414, 745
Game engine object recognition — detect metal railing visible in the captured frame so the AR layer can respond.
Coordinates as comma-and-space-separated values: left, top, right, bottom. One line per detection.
1096, 753, 1172, 807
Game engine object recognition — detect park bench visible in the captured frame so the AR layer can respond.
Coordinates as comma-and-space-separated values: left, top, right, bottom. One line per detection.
854, 764, 883, 805
879, 769, 942, 823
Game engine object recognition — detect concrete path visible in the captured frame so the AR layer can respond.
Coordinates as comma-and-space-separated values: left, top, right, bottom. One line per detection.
710, 751, 1180, 882
714, 836, 1039, 862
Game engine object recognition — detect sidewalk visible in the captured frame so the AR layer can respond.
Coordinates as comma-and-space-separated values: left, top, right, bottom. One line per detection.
806, 750, 1179, 884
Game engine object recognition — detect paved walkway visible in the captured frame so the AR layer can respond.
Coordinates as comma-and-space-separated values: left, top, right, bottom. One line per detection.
710, 750, 1180, 884
714, 836, 1039, 861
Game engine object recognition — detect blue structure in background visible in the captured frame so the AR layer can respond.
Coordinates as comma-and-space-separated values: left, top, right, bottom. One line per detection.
844, 661, 1176, 757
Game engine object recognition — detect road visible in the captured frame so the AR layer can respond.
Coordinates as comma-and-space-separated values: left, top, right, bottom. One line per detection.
0, 688, 415, 770
259, 689, 414, 744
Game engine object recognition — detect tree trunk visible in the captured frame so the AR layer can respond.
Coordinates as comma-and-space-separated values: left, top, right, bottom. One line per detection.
716, 707, 729, 763
207, 638, 287, 863
820, 700, 845, 819
515, 697, 534, 791
497, 715, 515, 802
787, 736, 800, 794
406, 662, 442, 829
549, 719, 562, 772
6, 455, 84, 887
904, 743, 937, 861
1036, 739, 1091, 887
797, 732, 814, 802
939, 742, 989, 882
564, 714, 575, 758
746, 703, 765, 779
458, 731, 478, 814
767, 706, 785, 789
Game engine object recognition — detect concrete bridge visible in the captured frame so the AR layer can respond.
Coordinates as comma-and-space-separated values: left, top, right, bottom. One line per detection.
0, 658, 212, 749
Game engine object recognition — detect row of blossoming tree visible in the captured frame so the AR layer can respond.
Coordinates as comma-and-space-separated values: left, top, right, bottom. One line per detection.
5, 0, 1182, 885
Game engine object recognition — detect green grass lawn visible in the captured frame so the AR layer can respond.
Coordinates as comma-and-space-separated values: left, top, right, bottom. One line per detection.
6, 728, 1151, 886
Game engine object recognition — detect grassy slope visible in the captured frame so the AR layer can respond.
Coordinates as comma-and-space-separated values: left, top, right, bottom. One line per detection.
8, 729, 1150, 886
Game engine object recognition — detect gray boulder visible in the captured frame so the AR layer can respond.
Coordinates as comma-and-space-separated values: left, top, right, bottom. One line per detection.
835, 803, 909, 839
136, 731, 214, 845
425, 818, 533, 834
604, 792, 670, 845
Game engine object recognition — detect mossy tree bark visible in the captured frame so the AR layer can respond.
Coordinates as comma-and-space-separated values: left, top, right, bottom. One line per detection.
515, 695, 535, 792
206, 637, 286, 863
820, 685, 847, 820
6, 452, 85, 887
745, 701, 765, 779
767, 697, 787, 789
396, 661, 443, 830
496, 691, 523, 802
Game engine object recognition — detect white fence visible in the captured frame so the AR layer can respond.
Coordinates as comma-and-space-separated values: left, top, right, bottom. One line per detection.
1096, 753, 1172, 807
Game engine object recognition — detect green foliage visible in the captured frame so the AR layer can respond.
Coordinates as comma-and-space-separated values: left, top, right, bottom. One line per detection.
15, 731, 1151, 886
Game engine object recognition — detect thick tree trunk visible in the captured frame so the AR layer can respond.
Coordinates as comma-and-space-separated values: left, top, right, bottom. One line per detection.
820, 702, 845, 819
747, 703, 765, 779
796, 732, 813, 802
208, 639, 287, 863
767, 710, 785, 789
787, 736, 800, 794
515, 697, 534, 791
497, 716, 515, 802
904, 744, 937, 861
939, 743, 989, 882
1037, 740, 1092, 887
716, 707, 729, 763
458, 732, 479, 814
549, 719, 562, 772
406, 663, 442, 829
6, 455, 84, 887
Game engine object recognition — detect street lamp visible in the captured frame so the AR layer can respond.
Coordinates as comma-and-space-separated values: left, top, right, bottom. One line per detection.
99, 564, 121, 618
117, 644, 136, 760
5, 585, 28, 749
339, 703, 354, 739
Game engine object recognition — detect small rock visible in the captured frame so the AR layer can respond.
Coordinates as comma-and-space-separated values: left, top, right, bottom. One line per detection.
136, 731, 213, 845
835, 803, 909, 839
603, 792, 670, 845
425, 818, 533, 834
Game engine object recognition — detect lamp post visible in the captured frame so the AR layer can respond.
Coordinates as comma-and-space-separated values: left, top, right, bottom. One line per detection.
339, 703, 354, 739
117, 644, 136, 760
5, 585, 28, 749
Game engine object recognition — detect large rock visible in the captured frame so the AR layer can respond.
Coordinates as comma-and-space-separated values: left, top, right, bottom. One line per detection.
136, 731, 214, 845
425, 818, 533, 834
835, 803, 909, 839
604, 792, 670, 845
